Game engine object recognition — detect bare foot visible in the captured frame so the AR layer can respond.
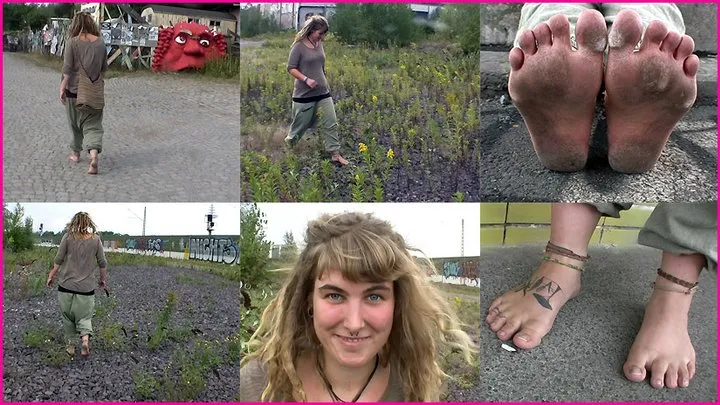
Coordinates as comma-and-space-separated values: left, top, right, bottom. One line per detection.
605, 10, 699, 173
68, 152, 80, 163
486, 259, 582, 349
330, 152, 349, 166
81, 335, 91, 357
88, 151, 99, 175
508, 10, 607, 172
623, 285, 695, 389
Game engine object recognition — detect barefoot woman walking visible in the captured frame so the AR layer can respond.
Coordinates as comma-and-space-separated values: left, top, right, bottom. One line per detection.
285, 16, 349, 166
60, 12, 108, 174
47, 212, 108, 357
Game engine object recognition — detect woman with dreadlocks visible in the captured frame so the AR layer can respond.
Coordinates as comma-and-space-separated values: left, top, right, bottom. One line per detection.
47, 212, 108, 357
240, 212, 476, 401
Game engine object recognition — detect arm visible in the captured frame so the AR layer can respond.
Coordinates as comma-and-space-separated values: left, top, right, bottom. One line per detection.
96, 237, 108, 287
48, 234, 69, 287
60, 38, 73, 103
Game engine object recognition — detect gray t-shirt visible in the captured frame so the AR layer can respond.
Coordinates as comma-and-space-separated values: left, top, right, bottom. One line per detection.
54, 233, 107, 293
239, 358, 404, 402
287, 41, 330, 100
63, 36, 108, 94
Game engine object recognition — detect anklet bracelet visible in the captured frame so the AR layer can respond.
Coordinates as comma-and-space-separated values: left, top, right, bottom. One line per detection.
545, 241, 590, 262
542, 256, 584, 272
651, 282, 698, 295
656, 268, 698, 289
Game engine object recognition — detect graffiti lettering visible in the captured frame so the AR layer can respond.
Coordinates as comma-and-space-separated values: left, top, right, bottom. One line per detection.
438, 258, 480, 286
189, 237, 239, 265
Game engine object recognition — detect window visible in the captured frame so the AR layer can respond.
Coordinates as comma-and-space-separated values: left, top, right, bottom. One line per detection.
187, 17, 199, 23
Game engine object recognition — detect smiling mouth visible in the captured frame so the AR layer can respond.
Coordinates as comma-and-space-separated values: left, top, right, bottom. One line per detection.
337, 335, 370, 343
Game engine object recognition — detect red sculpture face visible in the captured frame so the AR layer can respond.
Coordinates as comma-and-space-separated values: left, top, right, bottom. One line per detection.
152, 22, 227, 72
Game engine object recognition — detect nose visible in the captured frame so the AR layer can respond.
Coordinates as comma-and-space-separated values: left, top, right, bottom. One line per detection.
343, 299, 365, 331
183, 40, 205, 56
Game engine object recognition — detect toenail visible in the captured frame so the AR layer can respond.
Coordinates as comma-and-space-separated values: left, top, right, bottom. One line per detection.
629, 366, 643, 375
517, 334, 529, 342
681, 379, 689, 387
654, 379, 664, 387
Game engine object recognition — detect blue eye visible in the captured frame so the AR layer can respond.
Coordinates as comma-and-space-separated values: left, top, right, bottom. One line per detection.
368, 294, 383, 302
326, 293, 343, 301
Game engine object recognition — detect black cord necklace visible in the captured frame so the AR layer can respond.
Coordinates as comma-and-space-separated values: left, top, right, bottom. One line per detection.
316, 353, 379, 402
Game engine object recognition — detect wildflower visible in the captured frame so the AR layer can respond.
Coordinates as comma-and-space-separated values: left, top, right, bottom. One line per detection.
400, 64, 406, 70
372, 95, 378, 104
386, 148, 394, 160
358, 143, 368, 153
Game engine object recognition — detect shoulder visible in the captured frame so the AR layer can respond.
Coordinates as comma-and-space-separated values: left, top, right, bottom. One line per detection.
381, 365, 405, 401
240, 358, 269, 401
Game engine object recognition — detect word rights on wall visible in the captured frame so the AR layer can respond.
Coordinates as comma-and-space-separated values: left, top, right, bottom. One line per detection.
188, 237, 239, 265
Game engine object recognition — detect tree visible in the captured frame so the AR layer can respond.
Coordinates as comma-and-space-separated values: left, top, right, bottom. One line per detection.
437, 5, 481, 54
331, 4, 422, 47
280, 231, 298, 262
240, 5, 282, 38
240, 203, 272, 287
3, 203, 35, 253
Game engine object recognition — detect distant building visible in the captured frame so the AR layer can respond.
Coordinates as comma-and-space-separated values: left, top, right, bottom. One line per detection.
141, 5, 237, 35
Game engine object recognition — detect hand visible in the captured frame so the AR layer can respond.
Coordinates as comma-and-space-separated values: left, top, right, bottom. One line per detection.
46, 274, 54, 287
99, 279, 107, 289
60, 88, 66, 105
306, 78, 317, 89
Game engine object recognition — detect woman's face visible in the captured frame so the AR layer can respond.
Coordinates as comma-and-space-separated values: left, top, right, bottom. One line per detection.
309, 28, 327, 43
312, 268, 394, 368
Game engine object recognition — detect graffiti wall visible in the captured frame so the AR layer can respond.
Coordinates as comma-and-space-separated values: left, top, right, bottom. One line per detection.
124, 237, 163, 253
188, 237, 239, 265
432, 257, 480, 287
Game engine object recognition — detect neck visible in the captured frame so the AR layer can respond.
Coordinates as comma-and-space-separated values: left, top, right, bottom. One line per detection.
318, 351, 377, 399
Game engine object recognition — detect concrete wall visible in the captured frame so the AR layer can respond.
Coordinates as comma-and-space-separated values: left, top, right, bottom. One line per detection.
481, 3, 716, 53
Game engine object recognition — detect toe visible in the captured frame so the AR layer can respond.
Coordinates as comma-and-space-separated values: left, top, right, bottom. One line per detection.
641, 20, 668, 50
623, 354, 647, 382
678, 365, 690, 388
547, 14, 571, 49
509, 47, 525, 71
512, 325, 543, 350
675, 35, 695, 60
665, 364, 679, 389
576, 9, 607, 53
489, 314, 507, 332
533, 22, 553, 47
650, 360, 669, 388
659, 31, 681, 54
684, 54, 700, 78
608, 9, 643, 51
687, 360, 696, 380
518, 30, 537, 55
496, 318, 521, 341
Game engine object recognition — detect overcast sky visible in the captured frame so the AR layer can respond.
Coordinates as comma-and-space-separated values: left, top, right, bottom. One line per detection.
9, 203, 240, 236
257, 203, 480, 258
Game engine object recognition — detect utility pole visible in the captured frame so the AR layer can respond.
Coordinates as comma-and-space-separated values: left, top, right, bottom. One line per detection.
207, 204, 216, 236
461, 218, 464, 258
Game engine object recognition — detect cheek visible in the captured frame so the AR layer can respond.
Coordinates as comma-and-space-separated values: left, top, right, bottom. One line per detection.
366, 302, 394, 332
313, 300, 344, 330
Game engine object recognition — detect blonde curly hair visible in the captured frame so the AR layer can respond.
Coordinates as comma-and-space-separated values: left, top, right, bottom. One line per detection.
241, 211, 477, 401
65, 212, 97, 240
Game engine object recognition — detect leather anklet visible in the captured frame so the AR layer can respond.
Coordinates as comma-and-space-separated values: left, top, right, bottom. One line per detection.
651, 282, 698, 295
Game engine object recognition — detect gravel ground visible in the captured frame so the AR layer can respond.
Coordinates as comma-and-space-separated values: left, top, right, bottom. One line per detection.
3, 265, 240, 402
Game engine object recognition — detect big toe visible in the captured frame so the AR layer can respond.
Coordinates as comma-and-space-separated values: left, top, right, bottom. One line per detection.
576, 9, 607, 53
608, 9, 643, 52
623, 352, 648, 382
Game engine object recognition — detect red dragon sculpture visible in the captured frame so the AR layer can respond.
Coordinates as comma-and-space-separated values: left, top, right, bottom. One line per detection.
151, 22, 227, 72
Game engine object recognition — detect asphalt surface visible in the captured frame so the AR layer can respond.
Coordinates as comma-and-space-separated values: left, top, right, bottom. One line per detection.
479, 244, 717, 402
3, 53, 240, 202
480, 51, 717, 202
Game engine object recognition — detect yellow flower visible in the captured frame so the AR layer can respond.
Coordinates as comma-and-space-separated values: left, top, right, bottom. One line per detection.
386, 148, 394, 160
372, 95, 378, 104
400, 64, 406, 70
358, 143, 368, 153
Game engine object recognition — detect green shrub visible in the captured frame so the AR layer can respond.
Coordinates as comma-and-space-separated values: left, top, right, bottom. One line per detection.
331, 4, 422, 47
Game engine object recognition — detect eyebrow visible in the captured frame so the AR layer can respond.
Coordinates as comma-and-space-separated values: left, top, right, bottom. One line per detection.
318, 284, 391, 294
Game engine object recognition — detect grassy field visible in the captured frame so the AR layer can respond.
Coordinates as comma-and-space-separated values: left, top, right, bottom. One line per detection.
241, 33, 480, 202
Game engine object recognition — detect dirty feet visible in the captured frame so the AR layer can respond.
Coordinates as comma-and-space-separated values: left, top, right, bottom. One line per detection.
486, 258, 582, 349
624, 281, 696, 388
330, 152, 349, 166
508, 10, 607, 172
66, 341, 76, 357
68, 152, 80, 163
81, 335, 91, 357
88, 150, 99, 175
605, 10, 699, 173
